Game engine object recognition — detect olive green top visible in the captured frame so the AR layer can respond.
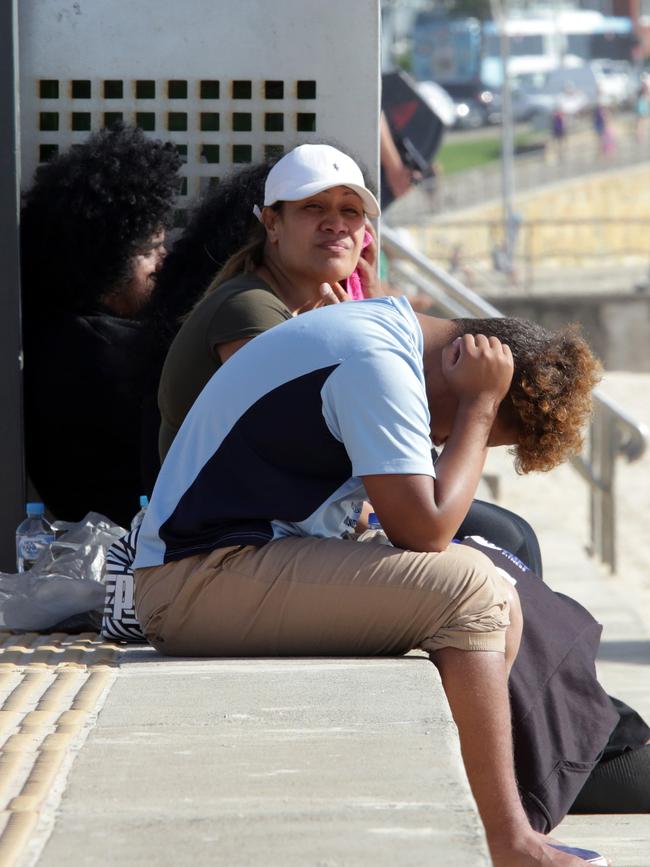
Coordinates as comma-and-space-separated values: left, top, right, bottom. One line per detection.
158, 273, 292, 460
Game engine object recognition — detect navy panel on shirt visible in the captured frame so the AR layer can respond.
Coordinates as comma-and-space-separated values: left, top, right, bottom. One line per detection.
159, 365, 351, 561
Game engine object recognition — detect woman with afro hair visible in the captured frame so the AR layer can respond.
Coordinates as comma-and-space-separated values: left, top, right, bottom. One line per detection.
20, 124, 182, 528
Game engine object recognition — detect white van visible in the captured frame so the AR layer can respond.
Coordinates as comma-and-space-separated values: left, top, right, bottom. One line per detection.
590, 59, 638, 107
511, 62, 599, 124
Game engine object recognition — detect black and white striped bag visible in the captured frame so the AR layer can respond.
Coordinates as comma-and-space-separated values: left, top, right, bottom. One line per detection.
101, 525, 146, 642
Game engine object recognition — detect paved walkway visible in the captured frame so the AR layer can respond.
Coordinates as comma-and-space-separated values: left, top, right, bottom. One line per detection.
1, 640, 490, 867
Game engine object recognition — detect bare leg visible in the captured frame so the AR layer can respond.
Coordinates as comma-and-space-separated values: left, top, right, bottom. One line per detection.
433, 647, 610, 867
501, 579, 522, 677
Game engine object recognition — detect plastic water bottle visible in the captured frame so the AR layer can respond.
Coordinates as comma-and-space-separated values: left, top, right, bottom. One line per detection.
357, 511, 391, 546
16, 502, 55, 572
130, 495, 149, 531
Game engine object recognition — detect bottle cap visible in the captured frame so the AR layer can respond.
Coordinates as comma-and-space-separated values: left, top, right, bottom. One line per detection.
139, 495, 149, 509
26, 502, 45, 516
368, 512, 381, 528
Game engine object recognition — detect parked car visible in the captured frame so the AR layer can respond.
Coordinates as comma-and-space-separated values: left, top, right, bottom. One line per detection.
439, 81, 502, 128
590, 59, 638, 108
511, 62, 598, 127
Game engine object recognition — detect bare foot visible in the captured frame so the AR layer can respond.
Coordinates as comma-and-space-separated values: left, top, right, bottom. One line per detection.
489, 829, 611, 866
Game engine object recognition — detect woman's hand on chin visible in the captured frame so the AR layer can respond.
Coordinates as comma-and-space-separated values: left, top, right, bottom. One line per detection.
294, 282, 350, 314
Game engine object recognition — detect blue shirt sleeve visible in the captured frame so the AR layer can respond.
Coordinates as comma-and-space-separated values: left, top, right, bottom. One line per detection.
321, 347, 436, 479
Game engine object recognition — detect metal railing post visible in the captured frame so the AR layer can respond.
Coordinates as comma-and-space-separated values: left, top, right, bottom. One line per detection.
601, 412, 618, 572
588, 410, 601, 565
587, 404, 617, 571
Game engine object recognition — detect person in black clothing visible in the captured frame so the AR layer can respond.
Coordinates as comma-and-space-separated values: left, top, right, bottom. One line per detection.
20, 124, 182, 528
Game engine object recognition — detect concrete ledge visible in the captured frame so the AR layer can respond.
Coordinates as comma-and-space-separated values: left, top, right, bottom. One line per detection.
36, 651, 490, 867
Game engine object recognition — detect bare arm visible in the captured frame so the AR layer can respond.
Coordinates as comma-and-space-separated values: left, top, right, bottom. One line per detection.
362, 335, 513, 552
362, 402, 496, 551
380, 112, 414, 198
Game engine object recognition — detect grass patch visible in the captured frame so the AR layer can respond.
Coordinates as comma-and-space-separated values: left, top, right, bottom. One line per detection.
437, 130, 545, 174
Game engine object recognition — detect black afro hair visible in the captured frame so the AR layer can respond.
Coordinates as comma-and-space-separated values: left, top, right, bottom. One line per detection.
20, 124, 182, 319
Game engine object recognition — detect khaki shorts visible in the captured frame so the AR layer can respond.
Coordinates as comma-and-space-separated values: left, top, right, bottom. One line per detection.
134, 536, 509, 658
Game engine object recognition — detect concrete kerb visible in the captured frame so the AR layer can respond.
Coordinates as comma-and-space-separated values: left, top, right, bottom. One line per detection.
32, 650, 492, 867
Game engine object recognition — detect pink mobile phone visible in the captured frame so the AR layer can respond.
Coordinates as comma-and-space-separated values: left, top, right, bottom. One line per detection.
346, 229, 373, 300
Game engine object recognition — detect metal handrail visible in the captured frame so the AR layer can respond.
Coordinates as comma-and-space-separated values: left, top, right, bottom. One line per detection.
382, 225, 649, 572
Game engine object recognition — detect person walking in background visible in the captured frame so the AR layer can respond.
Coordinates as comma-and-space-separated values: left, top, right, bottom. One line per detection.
20, 124, 182, 527
635, 77, 650, 144
592, 100, 616, 159
549, 102, 567, 163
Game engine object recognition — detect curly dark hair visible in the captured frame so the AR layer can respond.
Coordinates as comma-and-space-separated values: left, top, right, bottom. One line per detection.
147, 160, 274, 344
453, 318, 602, 473
20, 124, 182, 319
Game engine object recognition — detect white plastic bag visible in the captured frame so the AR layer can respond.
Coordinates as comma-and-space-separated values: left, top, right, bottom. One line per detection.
0, 512, 125, 632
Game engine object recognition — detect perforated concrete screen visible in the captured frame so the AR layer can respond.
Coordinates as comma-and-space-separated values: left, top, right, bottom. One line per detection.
19, 0, 380, 217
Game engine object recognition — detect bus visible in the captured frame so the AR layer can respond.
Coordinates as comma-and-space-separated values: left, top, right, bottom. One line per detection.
411, 15, 500, 127
411, 10, 636, 122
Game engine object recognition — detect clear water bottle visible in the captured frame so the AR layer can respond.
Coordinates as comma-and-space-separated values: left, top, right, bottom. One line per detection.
16, 502, 55, 572
357, 511, 392, 546
130, 495, 149, 531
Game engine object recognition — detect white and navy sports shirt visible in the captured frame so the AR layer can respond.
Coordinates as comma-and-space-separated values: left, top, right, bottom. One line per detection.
134, 296, 436, 568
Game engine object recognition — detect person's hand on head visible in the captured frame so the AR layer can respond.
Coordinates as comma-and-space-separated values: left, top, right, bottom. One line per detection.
442, 334, 513, 412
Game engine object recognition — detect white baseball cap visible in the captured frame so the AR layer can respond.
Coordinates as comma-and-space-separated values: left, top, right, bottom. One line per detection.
260, 144, 380, 217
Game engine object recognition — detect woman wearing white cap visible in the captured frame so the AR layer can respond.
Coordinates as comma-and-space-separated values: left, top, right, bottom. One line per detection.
157, 143, 380, 460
